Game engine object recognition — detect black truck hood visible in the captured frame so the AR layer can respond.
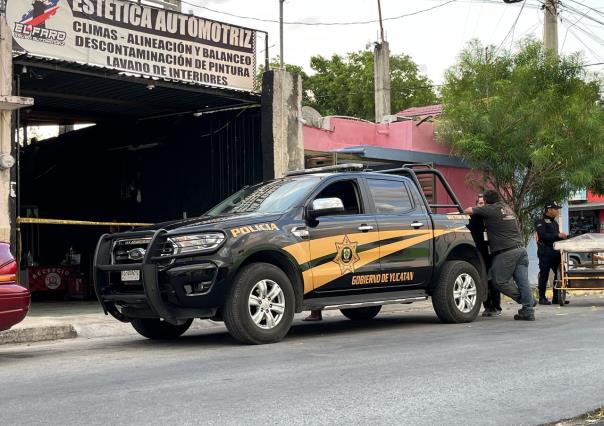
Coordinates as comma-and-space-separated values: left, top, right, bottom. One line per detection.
139, 212, 284, 233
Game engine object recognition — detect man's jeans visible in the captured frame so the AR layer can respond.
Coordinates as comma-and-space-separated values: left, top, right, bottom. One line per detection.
491, 248, 534, 312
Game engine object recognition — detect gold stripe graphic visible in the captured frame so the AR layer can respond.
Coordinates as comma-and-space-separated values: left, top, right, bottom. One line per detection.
284, 229, 428, 266
301, 226, 468, 293
308, 232, 433, 291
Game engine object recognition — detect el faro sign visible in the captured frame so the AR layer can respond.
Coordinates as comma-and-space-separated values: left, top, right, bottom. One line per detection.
6, 0, 257, 91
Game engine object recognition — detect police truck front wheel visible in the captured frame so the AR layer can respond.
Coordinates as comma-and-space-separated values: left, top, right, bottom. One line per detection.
432, 260, 482, 323
130, 318, 193, 340
223, 263, 295, 344
340, 306, 382, 320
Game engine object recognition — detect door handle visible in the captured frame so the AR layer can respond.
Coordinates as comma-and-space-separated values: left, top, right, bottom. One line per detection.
411, 221, 424, 229
358, 224, 374, 232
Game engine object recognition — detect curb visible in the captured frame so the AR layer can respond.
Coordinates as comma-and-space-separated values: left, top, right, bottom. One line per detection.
0, 325, 78, 345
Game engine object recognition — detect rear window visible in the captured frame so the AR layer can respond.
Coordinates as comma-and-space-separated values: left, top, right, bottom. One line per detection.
367, 179, 413, 214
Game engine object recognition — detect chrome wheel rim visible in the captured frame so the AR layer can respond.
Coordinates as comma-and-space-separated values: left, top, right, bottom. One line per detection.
248, 279, 285, 330
453, 273, 477, 313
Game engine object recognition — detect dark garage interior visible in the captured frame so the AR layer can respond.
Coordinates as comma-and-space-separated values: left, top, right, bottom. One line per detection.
14, 55, 263, 299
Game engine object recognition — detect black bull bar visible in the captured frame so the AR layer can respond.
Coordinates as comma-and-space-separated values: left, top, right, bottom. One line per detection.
94, 229, 216, 325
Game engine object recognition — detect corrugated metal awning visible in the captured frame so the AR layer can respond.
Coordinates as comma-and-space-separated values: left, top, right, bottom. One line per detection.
13, 54, 260, 124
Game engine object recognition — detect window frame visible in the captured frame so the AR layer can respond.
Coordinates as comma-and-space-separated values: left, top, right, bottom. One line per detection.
364, 176, 416, 215
304, 176, 366, 218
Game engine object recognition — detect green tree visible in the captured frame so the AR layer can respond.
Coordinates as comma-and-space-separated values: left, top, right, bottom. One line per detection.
437, 39, 604, 241
254, 56, 308, 94
305, 50, 437, 121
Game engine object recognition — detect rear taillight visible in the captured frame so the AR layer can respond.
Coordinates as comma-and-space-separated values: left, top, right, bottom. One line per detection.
0, 260, 17, 284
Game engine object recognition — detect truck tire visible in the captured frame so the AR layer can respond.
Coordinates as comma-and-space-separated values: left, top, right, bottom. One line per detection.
432, 260, 481, 323
130, 318, 193, 340
223, 263, 295, 344
340, 306, 382, 321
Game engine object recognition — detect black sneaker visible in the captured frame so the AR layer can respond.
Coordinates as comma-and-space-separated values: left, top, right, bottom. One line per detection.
491, 310, 502, 317
514, 311, 535, 321
539, 298, 551, 305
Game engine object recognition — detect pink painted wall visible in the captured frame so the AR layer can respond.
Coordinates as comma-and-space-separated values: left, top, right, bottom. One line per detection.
304, 118, 450, 155
588, 191, 604, 203
303, 117, 478, 210
437, 166, 477, 209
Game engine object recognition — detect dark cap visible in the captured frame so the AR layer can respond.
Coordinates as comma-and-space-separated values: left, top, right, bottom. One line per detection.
544, 202, 562, 210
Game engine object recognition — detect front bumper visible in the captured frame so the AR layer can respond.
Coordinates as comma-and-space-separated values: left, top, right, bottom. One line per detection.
94, 229, 227, 324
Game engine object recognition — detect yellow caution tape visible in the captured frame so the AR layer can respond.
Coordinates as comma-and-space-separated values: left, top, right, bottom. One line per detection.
17, 217, 152, 227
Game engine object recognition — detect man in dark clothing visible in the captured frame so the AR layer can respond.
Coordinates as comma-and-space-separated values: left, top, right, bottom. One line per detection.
468, 194, 501, 317
535, 202, 568, 305
465, 190, 535, 321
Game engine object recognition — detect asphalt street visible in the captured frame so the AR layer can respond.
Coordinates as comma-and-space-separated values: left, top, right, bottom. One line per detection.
2, 298, 604, 426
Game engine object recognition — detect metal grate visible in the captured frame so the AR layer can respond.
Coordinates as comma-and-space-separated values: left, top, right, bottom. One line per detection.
112, 238, 174, 265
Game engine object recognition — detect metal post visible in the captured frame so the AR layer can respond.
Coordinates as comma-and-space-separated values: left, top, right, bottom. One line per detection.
377, 0, 385, 43
264, 32, 269, 70
279, 0, 284, 69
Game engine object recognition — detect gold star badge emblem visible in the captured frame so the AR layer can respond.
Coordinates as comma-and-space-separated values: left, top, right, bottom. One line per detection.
333, 235, 360, 275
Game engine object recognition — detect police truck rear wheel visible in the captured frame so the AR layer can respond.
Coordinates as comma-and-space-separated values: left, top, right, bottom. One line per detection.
130, 318, 193, 340
223, 263, 295, 344
340, 306, 382, 320
432, 260, 481, 323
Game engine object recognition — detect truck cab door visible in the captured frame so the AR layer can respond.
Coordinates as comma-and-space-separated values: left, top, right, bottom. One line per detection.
305, 177, 380, 294
364, 176, 433, 290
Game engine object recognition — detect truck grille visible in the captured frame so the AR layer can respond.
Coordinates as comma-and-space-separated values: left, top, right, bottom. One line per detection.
112, 237, 175, 265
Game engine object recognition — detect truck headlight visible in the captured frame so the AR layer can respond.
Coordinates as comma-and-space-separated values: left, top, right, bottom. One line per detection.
169, 233, 225, 254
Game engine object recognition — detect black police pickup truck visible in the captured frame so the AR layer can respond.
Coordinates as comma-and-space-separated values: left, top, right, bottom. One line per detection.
94, 164, 486, 344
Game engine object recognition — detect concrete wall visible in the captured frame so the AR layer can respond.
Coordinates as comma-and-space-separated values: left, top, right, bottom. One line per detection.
0, 17, 12, 243
261, 69, 304, 179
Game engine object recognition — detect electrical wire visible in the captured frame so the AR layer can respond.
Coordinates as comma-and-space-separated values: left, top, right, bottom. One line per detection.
560, 9, 586, 51
178, 0, 458, 26
495, 0, 527, 54
560, 1, 604, 27
565, 26, 604, 61
560, 6, 604, 48
565, 0, 604, 19
572, 19, 604, 46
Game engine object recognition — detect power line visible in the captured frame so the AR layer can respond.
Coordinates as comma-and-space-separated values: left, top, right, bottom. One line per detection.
565, 0, 604, 19
560, 1, 604, 27
566, 26, 604, 61
560, 7, 604, 47
496, 0, 527, 54
178, 0, 458, 26
572, 19, 604, 46
560, 8, 586, 51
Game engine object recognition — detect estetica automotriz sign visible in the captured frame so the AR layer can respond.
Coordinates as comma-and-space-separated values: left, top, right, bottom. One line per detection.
6, 0, 257, 91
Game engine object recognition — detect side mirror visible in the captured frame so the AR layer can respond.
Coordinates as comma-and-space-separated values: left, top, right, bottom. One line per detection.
309, 197, 345, 218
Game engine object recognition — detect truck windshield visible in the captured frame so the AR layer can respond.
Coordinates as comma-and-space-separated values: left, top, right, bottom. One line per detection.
206, 176, 320, 216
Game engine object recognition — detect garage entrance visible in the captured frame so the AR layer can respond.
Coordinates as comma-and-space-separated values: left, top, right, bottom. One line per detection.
15, 55, 264, 300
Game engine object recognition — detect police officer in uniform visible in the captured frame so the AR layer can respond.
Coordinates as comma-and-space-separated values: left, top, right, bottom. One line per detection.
465, 190, 535, 321
535, 202, 568, 305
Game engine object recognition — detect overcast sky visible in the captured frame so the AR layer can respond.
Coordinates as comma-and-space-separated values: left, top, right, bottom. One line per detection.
191, 0, 604, 85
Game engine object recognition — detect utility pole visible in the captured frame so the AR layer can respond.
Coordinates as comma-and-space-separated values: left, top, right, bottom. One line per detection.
279, 0, 284, 69
543, 0, 558, 56
374, 0, 390, 123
